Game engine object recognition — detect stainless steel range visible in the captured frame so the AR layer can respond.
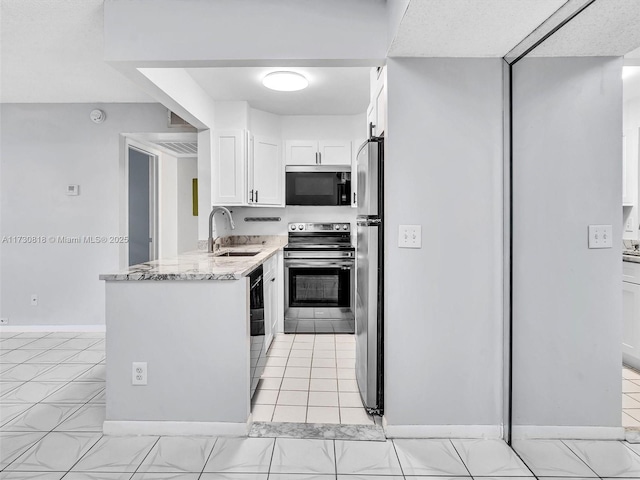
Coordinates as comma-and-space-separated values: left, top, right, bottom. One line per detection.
284, 222, 355, 334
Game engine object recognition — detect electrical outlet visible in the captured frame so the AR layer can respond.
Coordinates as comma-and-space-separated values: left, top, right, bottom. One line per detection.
132, 362, 147, 385
30, 294, 38, 306
398, 225, 422, 249
0, 318, 8, 325
588, 224, 613, 249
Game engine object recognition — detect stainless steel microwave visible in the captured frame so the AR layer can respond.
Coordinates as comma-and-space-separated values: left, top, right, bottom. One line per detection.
285, 166, 351, 206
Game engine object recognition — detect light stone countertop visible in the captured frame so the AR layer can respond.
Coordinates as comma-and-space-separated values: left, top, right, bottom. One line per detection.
623, 250, 640, 264
99, 235, 287, 281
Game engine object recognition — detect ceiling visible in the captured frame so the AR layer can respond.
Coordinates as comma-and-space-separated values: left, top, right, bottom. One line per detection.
527, 0, 640, 57
388, 0, 569, 57
185, 67, 370, 116
0, 0, 152, 103
2, 0, 640, 104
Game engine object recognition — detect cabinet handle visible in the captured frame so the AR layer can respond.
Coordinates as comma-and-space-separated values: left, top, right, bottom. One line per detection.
271, 278, 275, 282
315, 152, 318, 164
353, 192, 356, 204
318, 152, 321, 164
250, 189, 254, 202
255, 190, 259, 202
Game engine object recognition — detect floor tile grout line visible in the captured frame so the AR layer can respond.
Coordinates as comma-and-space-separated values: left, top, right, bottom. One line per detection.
61, 432, 105, 475
621, 438, 640, 460
505, 441, 538, 478
128, 434, 161, 478
448, 439, 473, 477
267, 435, 278, 477
390, 438, 407, 478
197, 435, 220, 479
558, 439, 603, 478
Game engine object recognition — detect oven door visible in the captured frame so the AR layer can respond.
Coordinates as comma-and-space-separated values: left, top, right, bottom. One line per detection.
284, 259, 353, 308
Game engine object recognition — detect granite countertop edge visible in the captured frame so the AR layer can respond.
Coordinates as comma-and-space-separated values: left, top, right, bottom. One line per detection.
624, 252, 640, 264
100, 237, 286, 281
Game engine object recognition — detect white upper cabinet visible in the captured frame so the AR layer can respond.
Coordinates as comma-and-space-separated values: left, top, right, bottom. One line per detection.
286, 140, 351, 166
249, 135, 283, 206
285, 140, 317, 166
369, 66, 387, 137
318, 140, 352, 165
212, 130, 246, 206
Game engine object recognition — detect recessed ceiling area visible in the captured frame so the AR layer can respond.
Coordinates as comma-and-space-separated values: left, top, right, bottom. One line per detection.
185, 67, 371, 116
388, 0, 568, 57
624, 67, 640, 102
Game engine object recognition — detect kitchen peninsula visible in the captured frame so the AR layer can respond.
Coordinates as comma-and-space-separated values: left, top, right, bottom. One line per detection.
99, 236, 285, 436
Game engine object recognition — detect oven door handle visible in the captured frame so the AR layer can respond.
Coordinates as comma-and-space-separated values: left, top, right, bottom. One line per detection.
285, 260, 353, 269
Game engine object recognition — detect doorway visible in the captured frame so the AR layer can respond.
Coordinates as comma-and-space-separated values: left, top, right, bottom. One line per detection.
127, 146, 158, 266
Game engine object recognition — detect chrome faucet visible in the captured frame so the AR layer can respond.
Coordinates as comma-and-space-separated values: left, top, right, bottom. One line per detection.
208, 206, 236, 253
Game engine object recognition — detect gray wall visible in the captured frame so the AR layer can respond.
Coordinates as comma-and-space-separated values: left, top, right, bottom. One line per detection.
384, 58, 504, 428
512, 57, 622, 429
0, 103, 190, 325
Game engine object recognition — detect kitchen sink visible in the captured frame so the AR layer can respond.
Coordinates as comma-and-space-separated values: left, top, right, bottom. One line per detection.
215, 251, 260, 257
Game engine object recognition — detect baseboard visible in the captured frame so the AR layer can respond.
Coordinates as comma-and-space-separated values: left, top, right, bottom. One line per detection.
383, 424, 503, 439
512, 425, 625, 440
0, 324, 105, 333
103, 420, 249, 436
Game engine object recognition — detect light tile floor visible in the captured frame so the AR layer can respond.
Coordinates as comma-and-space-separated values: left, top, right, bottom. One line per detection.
2, 331, 640, 478
623, 365, 640, 427
252, 333, 378, 426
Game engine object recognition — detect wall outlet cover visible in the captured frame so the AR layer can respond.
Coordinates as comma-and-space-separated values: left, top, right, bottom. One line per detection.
30, 294, 38, 306
398, 225, 422, 249
588, 224, 613, 249
132, 362, 147, 385
66, 185, 79, 196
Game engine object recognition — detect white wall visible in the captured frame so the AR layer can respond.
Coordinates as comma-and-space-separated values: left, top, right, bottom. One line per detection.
511, 57, 622, 433
0, 103, 189, 326
104, 0, 387, 64
177, 157, 198, 253
158, 153, 178, 259
384, 58, 504, 432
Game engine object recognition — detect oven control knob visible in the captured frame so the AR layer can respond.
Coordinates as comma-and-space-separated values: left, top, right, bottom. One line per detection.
290, 225, 296, 230
334, 225, 340, 231
298, 224, 304, 231
343, 224, 349, 230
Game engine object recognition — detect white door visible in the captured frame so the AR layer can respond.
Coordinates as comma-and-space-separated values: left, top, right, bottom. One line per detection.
285, 140, 318, 165
318, 140, 351, 166
252, 136, 282, 205
212, 130, 245, 205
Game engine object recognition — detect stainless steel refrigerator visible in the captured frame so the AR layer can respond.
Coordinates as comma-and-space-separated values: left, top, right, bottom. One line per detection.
355, 136, 384, 415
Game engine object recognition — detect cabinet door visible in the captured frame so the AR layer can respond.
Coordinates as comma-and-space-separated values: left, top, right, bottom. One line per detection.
374, 71, 386, 136
252, 136, 283, 206
624, 282, 640, 359
212, 130, 246, 205
318, 140, 352, 166
285, 140, 318, 165
264, 275, 274, 351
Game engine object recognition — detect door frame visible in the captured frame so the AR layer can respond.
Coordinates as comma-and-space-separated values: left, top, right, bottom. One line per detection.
119, 136, 161, 268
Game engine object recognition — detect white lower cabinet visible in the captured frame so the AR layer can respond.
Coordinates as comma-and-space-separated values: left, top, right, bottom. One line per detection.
623, 261, 640, 369
263, 255, 279, 351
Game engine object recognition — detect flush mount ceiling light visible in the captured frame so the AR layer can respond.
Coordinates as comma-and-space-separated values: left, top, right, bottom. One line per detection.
262, 71, 308, 91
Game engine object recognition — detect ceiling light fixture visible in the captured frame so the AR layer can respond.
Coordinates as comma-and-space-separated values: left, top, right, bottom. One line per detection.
262, 71, 308, 91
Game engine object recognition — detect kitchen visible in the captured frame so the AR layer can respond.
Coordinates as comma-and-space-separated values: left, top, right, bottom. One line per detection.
3, 1, 639, 460
99, 66, 387, 435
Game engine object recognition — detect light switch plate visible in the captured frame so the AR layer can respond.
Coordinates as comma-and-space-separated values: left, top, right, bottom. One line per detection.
588, 224, 612, 249
66, 185, 79, 196
399, 225, 422, 248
